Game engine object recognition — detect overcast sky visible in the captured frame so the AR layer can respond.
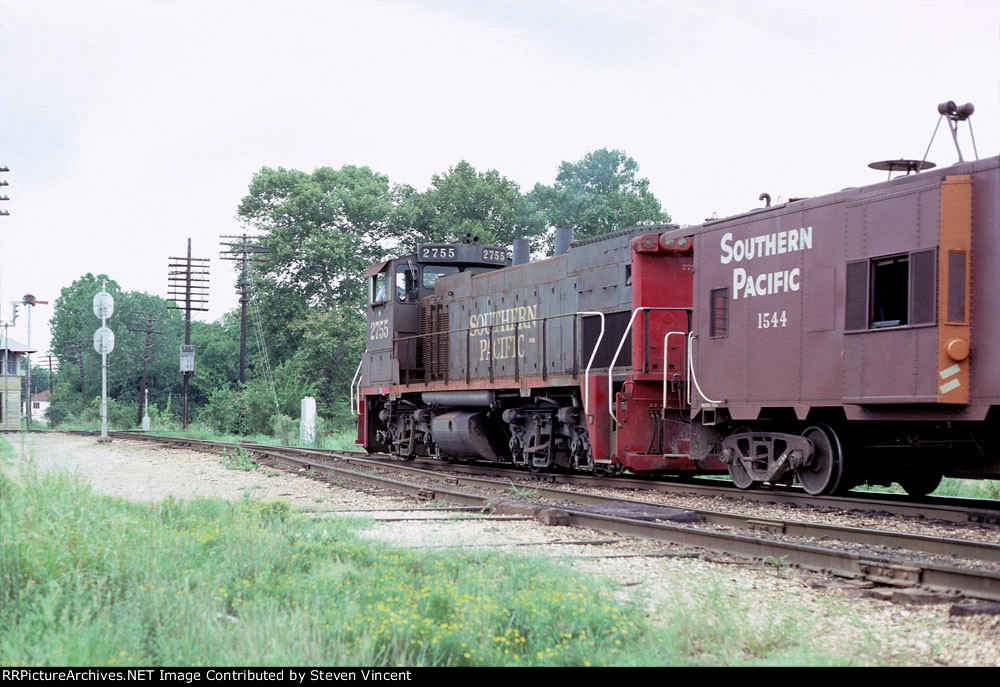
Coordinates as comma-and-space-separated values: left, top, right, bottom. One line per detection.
1, 0, 998, 361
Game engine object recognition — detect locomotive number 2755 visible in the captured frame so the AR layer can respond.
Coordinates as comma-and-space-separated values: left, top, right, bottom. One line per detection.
370, 319, 389, 340
420, 246, 456, 259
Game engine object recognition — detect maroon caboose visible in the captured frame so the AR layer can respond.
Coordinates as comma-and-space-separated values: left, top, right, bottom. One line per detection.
617, 155, 1000, 494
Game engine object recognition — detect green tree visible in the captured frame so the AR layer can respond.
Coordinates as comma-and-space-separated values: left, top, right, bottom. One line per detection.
185, 317, 241, 411
234, 165, 411, 431
46, 273, 194, 427
401, 160, 546, 252
528, 148, 670, 242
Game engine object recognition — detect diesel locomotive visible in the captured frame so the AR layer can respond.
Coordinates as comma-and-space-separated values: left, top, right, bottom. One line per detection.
356, 153, 1000, 496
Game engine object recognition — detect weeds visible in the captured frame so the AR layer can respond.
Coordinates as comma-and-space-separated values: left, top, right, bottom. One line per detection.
220, 444, 257, 471
761, 555, 789, 577
0, 464, 652, 666
0, 461, 896, 666
507, 480, 539, 500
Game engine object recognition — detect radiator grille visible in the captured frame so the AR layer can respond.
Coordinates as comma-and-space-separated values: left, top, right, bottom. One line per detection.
419, 300, 450, 381
582, 310, 632, 369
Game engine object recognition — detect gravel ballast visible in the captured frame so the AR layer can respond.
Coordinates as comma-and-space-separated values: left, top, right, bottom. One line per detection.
7, 433, 998, 666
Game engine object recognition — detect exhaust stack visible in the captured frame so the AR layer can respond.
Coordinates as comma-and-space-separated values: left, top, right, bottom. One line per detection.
512, 238, 530, 266
554, 227, 573, 256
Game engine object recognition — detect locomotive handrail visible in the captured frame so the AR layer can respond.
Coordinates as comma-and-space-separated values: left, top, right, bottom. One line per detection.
687, 332, 722, 406
577, 311, 605, 415
607, 307, 692, 425
350, 359, 363, 418
662, 331, 687, 411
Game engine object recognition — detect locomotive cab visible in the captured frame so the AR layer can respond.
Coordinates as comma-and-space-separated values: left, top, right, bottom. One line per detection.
364, 234, 511, 388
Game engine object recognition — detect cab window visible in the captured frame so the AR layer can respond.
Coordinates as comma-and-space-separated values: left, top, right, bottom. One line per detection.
396, 265, 419, 302
371, 271, 388, 305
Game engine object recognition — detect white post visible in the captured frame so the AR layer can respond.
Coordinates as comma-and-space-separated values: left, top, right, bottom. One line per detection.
142, 388, 150, 431
300, 397, 316, 444
101, 281, 108, 441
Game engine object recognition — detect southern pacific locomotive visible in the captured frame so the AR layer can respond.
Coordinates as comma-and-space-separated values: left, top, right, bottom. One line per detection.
357, 153, 1000, 496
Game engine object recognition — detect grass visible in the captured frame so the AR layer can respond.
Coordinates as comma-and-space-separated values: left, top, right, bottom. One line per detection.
852, 477, 1000, 500
220, 444, 257, 472
506, 480, 540, 500
0, 455, 890, 667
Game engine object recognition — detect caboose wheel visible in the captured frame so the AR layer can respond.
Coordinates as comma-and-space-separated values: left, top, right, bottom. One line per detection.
798, 425, 844, 495
727, 460, 756, 489
725, 426, 756, 489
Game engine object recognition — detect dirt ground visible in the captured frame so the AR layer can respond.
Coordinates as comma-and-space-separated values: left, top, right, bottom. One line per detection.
6, 432, 999, 666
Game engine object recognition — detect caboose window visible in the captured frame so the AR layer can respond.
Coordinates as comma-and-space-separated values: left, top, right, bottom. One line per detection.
846, 249, 936, 331
870, 255, 909, 328
710, 288, 729, 338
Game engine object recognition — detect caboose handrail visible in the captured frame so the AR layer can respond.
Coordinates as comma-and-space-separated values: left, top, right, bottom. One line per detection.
350, 359, 363, 418
687, 332, 722, 406
608, 307, 692, 425
662, 331, 687, 411
576, 310, 605, 415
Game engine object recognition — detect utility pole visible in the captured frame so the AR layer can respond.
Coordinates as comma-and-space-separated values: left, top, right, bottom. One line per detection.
167, 239, 209, 430
66, 340, 88, 405
220, 233, 269, 384
42, 354, 58, 394
128, 311, 165, 426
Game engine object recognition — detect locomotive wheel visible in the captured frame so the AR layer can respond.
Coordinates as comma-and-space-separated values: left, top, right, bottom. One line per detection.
593, 463, 623, 477
726, 426, 756, 490
899, 467, 943, 497
797, 425, 844, 496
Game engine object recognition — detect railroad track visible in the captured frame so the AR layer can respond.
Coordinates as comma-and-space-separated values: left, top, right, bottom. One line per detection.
81, 430, 1000, 601
78, 429, 1000, 525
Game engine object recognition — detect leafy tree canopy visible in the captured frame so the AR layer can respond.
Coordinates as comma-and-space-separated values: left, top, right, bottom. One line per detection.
46, 272, 238, 427
401, 160, 547, 253
528, 148, 670, 242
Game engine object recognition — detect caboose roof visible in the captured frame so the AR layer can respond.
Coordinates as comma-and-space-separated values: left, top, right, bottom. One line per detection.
697, 154, 999, 230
